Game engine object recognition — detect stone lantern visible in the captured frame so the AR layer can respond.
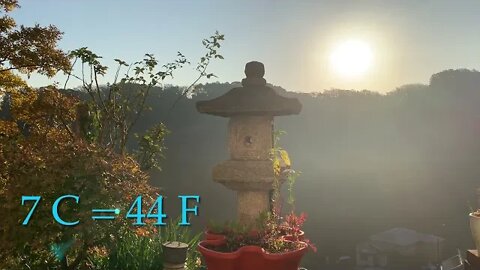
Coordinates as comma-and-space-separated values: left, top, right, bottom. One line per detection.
196, 61, 302, 224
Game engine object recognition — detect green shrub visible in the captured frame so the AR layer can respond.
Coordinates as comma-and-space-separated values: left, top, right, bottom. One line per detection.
89, 218, 202, 270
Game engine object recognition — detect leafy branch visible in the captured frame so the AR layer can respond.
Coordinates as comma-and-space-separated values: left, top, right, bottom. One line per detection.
64, 31, 225, 158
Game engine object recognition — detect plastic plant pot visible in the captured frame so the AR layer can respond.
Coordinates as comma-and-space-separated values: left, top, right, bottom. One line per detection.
163, 241, 188, 265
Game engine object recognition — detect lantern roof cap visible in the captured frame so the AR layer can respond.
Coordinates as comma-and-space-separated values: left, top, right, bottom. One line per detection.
196, 61, 302, 117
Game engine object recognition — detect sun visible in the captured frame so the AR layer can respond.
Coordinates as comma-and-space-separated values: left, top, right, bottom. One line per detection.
329, 39, 373, 77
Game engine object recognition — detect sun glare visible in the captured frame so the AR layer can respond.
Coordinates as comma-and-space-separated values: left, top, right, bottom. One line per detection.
329, 39, 373, 77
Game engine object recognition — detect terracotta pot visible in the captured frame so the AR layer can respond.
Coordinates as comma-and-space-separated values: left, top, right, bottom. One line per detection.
470, 213, 480, 254
198, 239, 307, 270
163, 241, 188, 265
204, 230, 227, 241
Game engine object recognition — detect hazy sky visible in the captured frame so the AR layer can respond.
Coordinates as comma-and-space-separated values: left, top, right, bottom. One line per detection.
12, 0, 480, 93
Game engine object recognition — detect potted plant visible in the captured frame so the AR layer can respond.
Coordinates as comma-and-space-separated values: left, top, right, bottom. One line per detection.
158, 218, 202, 269
470, 209, 480, 254
163, 241, 189, 266
204, 221, 230, 241
199, 131, 314, 270
279, 212, 307, 241
198, 212, 316, 270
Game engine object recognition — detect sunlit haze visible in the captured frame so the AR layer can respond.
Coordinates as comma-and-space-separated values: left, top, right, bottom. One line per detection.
11, 0, 480, 92
329, 39, 373, 78
3, 1, 480, 269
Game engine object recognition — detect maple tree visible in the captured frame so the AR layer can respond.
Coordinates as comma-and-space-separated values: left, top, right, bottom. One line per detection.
0, 87, 158, 269
0, 0, 70, 83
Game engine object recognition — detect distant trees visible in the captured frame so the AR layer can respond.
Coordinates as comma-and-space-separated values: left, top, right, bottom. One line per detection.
137, 71, 480, 269
430, 68, 480, 90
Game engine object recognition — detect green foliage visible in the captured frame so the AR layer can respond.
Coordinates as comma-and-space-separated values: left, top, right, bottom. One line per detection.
0, 16, 224, 270
65, 31, 225, 157
208, 212, 311, 254
0, 87, 159, 270
197, 31, 224, 80
270, 129, 298, 214
160, 218, 197, 243
89, 218, 202, 270
90, 229, 163, 270
207, 220, 234, 234
171, 31, 225, 107
286, 170, 301, 210
272, 129, 286, 148
135, 123, 170, 171
77, 102, 101, 143
207, 219, 254, 236
0, 3, 225, 268
159, 218, 202, 270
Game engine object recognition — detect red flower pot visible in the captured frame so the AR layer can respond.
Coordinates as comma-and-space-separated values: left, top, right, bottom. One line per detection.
203, 230, 227, 241
198, 239, 308, 270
